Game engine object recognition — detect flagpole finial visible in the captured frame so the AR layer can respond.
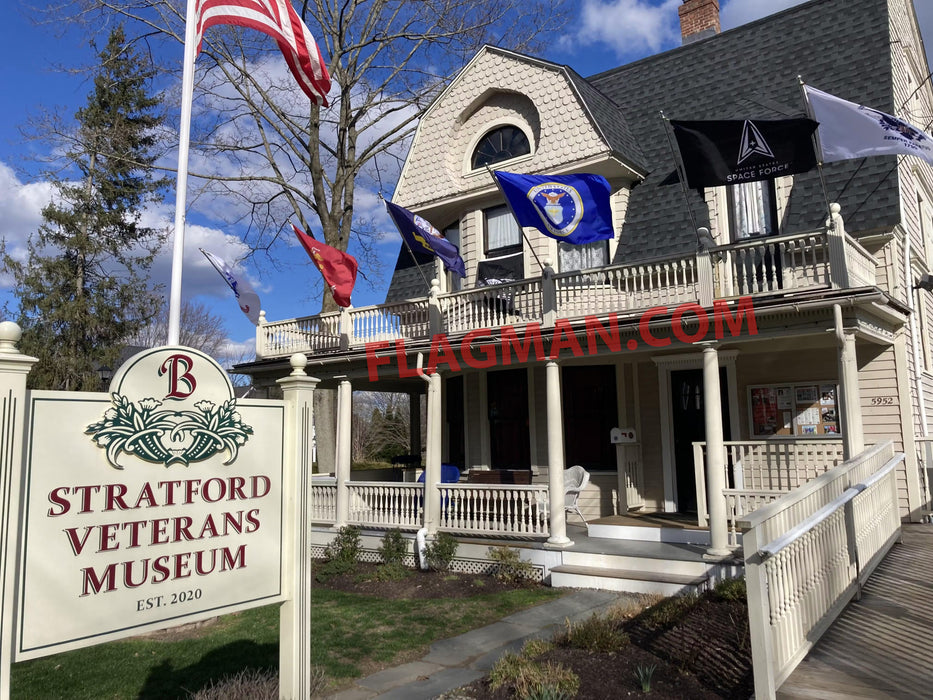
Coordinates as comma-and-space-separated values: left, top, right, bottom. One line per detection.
797, 74, 805, 86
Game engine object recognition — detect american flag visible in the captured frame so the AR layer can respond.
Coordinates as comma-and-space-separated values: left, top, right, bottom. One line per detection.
196, 0, 331, 105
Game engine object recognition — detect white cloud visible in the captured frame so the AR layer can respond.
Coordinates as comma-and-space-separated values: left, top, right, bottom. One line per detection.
571, 0, 682, 57
720, 0, 807, 30
0, 162, 55, 260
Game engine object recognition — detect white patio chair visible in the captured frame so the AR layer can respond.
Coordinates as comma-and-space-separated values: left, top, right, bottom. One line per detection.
564, 465, 590, 526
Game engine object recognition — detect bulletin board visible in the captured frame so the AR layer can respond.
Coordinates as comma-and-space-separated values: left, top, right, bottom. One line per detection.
749, 382, 840, 437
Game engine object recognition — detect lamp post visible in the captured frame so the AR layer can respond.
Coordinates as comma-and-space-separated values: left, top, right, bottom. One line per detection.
96, 366, 113, 391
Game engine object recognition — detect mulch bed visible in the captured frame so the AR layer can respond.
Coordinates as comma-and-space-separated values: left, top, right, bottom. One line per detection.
316, 562, 754, 699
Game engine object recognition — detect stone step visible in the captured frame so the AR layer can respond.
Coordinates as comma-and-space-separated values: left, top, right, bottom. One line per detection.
549, 564, 712, 596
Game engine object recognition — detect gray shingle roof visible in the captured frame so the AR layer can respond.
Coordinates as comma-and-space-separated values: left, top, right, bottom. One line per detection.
588, 0, 899, 262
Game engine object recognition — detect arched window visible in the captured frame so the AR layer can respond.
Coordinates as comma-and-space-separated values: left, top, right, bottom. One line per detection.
471, 125, 530, 169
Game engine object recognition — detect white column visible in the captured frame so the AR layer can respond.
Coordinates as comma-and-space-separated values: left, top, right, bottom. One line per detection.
334, 379, 352, 526
0, 323, 37, 698
277, 353, 319, 700
423, 373, 442, 534
545, 360, 572, 548
839, 330, 864, 459
702, 344, 730, 557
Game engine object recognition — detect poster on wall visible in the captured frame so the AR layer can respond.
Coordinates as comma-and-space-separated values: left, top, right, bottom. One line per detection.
751, 387, 778, 435
750, 381, 841, 438
16, 347, 286, 660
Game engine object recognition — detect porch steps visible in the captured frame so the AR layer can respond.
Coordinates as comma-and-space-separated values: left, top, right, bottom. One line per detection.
549, 564, 711, 596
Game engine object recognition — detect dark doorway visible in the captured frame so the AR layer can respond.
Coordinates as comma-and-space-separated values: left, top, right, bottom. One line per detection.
446, 375, 464, 468
563, 365, 617, 471
670, 368, 731, 513
487, 368, 530, 470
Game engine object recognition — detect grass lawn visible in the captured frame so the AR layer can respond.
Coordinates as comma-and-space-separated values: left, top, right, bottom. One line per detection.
11, 585, 562, 698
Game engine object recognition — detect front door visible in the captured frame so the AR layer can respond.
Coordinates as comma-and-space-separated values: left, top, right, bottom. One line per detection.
487, 368, 530, 470
670, 368, 731, 513
563, 365, 617, 470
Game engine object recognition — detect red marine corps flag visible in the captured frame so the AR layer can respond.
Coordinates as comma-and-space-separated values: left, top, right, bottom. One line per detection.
195, 0, 331, 105
291, 224, 358, 307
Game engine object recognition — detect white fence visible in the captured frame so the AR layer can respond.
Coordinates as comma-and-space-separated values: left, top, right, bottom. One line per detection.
310, 480, 552, 538
693, 439, 845, 528
438, 484, 550, 537
739, 440, 902, 699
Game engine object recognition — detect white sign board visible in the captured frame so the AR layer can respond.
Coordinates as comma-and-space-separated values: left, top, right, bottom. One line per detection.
15, 347, 285, 660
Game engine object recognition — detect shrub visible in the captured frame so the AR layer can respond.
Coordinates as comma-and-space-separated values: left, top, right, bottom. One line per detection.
488, 546, 536, 586
554, 612, 629, 653
186, 668, 307, 700
489, 654, 579, 700
379, 528, 408, 567
714, 576, 747, 601
636, 592, 700, 631
520, 639, 555, 659
424, 532, 458, 571
316, 525, 362, 582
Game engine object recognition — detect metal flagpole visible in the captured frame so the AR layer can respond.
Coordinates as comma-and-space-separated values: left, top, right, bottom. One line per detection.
167, 0, 199, 345
658, 111, 701, 246
484, 165, 546, 273
380, 194, 433, 291
797, 76, 833, 224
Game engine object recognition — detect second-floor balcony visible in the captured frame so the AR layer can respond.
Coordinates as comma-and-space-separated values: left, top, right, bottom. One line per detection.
255, 204, 877, 360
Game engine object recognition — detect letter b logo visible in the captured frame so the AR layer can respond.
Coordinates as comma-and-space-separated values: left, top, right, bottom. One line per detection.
160, 354, 197, 399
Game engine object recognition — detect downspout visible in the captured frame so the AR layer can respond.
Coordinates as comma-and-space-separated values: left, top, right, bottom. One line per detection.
904, 233, 930, 440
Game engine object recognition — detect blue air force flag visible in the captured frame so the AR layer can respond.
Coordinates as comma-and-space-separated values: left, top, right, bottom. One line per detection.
804, 85, 933, 165
493, 171, 614, 245
385, 200, 466, 277
200, 249, 262, 325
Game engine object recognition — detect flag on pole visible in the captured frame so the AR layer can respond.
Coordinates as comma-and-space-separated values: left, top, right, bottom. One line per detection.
384, 200, 466, 277
669, 119, 818, 188
492, 171, 614, 244
803, 85, 933, 165
291, 224, 358, 307
200, 249, 262, 324
195, 0, 331, 105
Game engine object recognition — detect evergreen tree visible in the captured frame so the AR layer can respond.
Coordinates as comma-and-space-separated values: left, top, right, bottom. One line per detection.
5, 26, 167, 390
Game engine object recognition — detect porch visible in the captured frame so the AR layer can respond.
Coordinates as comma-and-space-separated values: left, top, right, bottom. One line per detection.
253, 205, 874, 361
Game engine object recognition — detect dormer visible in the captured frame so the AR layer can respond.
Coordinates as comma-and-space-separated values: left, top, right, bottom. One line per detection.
387, 46, 647, 300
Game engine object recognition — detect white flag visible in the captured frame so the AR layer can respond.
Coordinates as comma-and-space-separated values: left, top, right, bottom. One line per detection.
804, 85, 933, 165
200, 249, 262, 325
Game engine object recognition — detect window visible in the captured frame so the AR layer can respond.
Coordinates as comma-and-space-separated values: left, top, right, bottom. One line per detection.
558, 240, 608, 273
484, 204, 522, 256
728, 180, 778, 240
444, 223, 462, 292
471, 125, 530, 170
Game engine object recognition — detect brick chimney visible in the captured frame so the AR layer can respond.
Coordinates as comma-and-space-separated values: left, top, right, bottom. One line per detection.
678, 0, 720, 44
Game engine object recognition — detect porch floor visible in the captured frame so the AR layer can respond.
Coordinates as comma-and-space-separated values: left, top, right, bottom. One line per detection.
460, 522, 732, 563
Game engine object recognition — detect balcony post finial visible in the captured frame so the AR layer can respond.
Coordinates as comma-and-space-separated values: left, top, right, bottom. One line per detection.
428, 279, 442, 336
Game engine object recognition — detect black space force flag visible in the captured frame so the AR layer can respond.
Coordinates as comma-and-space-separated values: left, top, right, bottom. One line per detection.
670, 118, 818, 188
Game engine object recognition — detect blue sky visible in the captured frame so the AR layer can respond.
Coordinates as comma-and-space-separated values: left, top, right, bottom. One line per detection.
1, 0, 931, 364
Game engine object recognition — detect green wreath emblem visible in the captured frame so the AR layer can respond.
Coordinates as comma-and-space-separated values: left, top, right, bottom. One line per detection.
86, 394, 253, 469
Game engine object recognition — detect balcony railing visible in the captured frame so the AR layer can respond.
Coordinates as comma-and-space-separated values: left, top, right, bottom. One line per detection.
256, 204, 876, 359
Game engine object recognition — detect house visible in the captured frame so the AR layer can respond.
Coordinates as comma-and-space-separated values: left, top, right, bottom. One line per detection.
237, 0, 933, 588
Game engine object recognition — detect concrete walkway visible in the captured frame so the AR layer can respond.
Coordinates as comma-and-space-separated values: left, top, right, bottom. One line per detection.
325, 589, 631, 700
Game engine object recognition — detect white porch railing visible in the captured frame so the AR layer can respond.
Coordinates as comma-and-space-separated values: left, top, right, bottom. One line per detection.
311, 480, 552, 538
553, 255, 699, 319
440, 279, 542, 334
438, 483, 550, 537
311, 481, 337, 523
714, 231, 831, 298
346, 482, 424, 529
693, 439, 845, 527
740, 440, 902, 699
255, 203, 877, 359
